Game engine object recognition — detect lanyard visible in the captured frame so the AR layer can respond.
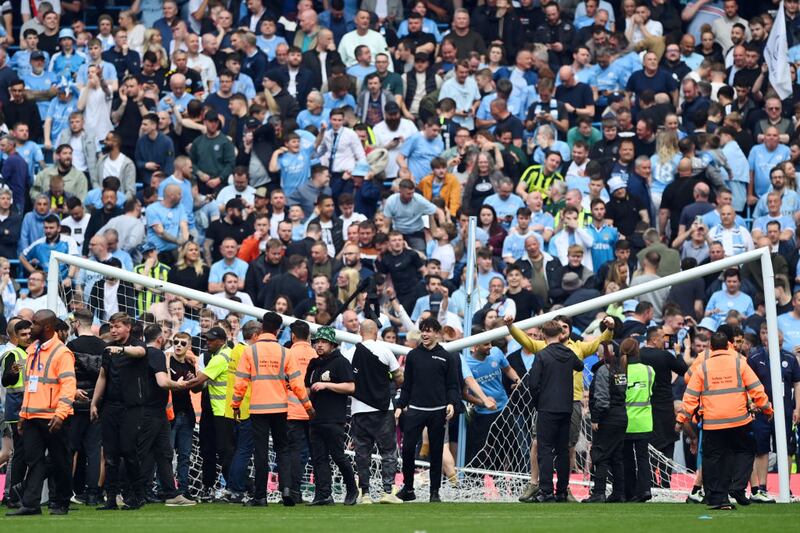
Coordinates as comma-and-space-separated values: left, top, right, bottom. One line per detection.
29, 342, 43, 374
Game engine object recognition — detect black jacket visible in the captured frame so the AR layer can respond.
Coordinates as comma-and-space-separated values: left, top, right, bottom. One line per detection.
514, 254, 565, 306
588, 361, 628, 426
301, 49, 344, 90
396, 343, 460, 410
88, 280, 137, 322
67, 335, 106, 411
639, 347, 688, 406
245, 255, 286, 309
528, 342, 583, 413
262, 271, 309, 309
279, 65, 316, 107
0, 212, 22, 258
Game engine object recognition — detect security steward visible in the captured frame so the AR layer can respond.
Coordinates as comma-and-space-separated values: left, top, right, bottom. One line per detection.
90, 311, 148, 510
677, 332, 773, 510
1, 318, 32, 509
180, 327, 235, 493
232, 312, 313, 507
138, 324, 195, 506
305, 326, 358, 506
7, 310, 76, 517
623, 340, 654, 503
286, 321, 317, 503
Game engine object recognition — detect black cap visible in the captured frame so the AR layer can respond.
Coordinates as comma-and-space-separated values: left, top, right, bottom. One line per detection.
31, 51, 45, 61
245, 117, 260, 129
264, 69, 287, 85
414, 52, 430, 63
205, 327, 227, 341
384, 101, 400, 114
226, 197, 245, 210
204, 110, 221, 123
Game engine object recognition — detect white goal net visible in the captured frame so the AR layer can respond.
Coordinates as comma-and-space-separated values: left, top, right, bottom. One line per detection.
48, 253, 700, 503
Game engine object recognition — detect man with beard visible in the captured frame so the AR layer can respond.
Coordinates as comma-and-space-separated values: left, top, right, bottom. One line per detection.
305, 326, 358, 505
6, 311, 75, 516
31, 144, 88, 200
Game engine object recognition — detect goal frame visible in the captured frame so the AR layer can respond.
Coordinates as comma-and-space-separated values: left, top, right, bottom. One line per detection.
48, 246, 791, 502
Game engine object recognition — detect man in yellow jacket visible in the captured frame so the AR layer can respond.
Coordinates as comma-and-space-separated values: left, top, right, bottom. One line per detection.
677, 331, 772, 510
7, 310, 76, 517
505, 313, 614, 501
232, 312, 313, 507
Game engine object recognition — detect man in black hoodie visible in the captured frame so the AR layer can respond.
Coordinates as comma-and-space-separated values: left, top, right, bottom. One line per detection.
527, 320, 584, 503
394, 317, 460, 503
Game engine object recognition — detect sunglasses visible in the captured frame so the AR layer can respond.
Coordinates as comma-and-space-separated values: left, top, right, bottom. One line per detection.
173, 340, 188, 347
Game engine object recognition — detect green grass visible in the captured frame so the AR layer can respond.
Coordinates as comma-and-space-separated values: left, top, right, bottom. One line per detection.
2, 502, 799, 532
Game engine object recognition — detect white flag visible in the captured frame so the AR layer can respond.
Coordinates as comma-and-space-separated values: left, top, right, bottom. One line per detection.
764, 1, 793, 100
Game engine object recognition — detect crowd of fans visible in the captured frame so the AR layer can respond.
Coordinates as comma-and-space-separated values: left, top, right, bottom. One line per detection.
0, 0, 799, 510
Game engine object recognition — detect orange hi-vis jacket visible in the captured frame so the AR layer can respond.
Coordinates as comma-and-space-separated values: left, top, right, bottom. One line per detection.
232, 333, 310, 415
287, 341, 317, 421
20, 334, 76, 421
678, 348, 773, 430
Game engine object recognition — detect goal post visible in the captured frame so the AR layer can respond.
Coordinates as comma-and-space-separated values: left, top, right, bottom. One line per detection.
47, 245, 790, 502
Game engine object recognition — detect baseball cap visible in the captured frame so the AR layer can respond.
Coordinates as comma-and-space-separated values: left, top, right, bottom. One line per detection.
245, 117, 261, 129
204, 110, 221, 123
205, 327, 228, 341
254, 186, 268, 198
622, 299, 638, 314
138, 242, 157, 254
607, 176, 626, 194
352, 160, 371, 177
30, 51, 45, 61
264, 69, 287, 85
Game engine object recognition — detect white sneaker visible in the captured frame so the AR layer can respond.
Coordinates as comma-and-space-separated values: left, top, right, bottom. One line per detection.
379, 490, 403, 504
750, 490, 776, 503
686, 489, 704, 503
357, 489, 372, 505
165, 494, 197, 507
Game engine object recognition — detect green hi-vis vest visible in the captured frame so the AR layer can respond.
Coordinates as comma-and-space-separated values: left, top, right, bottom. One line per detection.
2, 346, 28, 422
206, 345, 233, 416
625, 362, 654, 434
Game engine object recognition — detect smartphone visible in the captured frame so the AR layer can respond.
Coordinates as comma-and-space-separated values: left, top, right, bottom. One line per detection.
694, 215, 703, 225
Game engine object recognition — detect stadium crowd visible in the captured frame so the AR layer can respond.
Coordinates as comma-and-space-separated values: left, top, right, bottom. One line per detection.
0, 0, 800, 515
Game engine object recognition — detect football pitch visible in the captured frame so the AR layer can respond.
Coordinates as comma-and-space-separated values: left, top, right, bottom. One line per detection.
2, 502, 798, 532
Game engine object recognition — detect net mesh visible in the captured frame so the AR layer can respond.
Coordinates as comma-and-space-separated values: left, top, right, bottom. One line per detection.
57, 263, 694, 503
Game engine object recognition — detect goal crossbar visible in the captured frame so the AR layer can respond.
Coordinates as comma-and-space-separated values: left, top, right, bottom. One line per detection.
48, 246, 790, 502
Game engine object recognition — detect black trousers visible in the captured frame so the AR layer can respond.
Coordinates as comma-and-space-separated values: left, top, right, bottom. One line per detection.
138, 408, 178, 499
623, 435, 652, 500
21, 417, 72, 509
352, 411, 398, 492
703, 423, 756, 506
251, 413, 290, 500
5, 423, 26, 503
466, 411, 501, 470
101, 404, 143, 499
287, 420, 310, 495
650, 404, 677, 488
401, 408, 446, 493
536, 410, 571, 495
199, 394, 217, 488
213, 416, 236, 483
69, 410, 102, 498
590, 423, 626, 497
309, 421, 356, 499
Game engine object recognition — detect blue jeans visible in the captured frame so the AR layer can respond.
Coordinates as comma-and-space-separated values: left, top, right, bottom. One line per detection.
170, 412, 195, 494
228, 418, 254, 493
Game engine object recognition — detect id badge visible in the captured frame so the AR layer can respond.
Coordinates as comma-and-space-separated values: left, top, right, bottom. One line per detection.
28, 375, 39, 393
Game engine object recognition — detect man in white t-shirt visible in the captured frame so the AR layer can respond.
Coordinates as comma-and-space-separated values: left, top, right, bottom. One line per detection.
626, 2, 664, 58
345, 320, 403, 504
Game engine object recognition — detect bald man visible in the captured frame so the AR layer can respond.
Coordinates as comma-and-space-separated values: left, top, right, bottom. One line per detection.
345, 320, 404, 503
555, 66, 595, 125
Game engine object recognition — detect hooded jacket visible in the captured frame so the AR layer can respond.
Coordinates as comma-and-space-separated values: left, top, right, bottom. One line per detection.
589, 360, 628, 426
528, 342, 583, 413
